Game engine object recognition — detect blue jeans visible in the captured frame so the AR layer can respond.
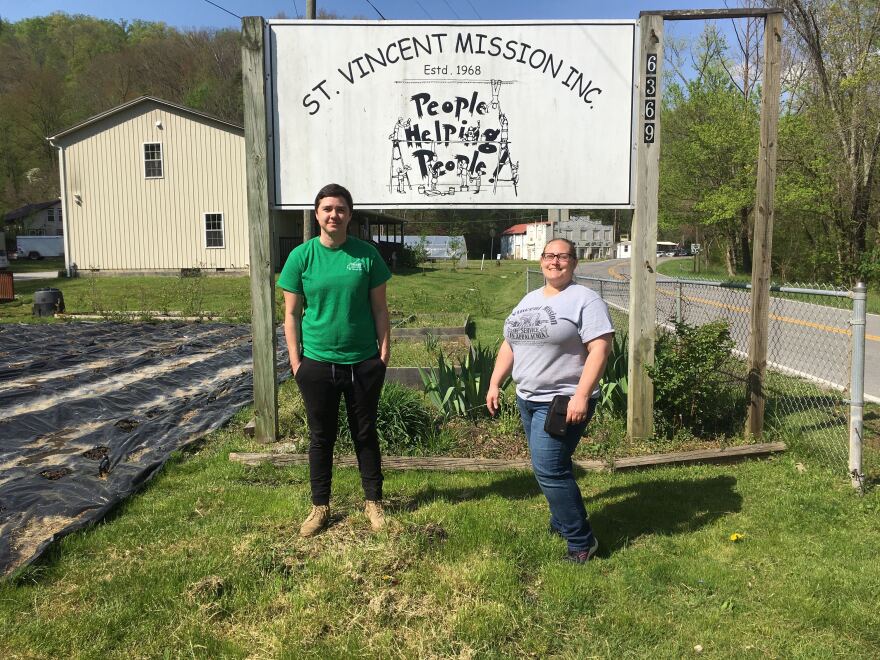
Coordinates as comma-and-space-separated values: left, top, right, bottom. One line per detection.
517, 396, 597, 552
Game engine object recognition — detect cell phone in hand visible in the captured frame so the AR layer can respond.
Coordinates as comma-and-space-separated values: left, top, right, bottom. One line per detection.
544, 395, 570, 437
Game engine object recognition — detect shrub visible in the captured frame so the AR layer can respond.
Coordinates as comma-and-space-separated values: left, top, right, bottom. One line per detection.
397, 238, 429, 268
336, 382, 437, 455
646, 320, 745, 438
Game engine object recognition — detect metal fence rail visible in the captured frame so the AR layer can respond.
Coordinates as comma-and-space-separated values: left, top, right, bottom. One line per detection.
525, 269, 872, 482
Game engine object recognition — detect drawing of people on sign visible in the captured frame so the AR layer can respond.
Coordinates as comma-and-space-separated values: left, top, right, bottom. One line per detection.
387, 79, 520, 199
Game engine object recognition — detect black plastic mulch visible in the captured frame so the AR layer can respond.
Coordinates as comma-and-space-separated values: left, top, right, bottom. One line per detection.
0, 321, 289, 578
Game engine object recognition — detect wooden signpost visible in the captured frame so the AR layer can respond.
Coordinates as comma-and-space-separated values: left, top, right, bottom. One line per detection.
243, 9, 782, 446
628, 8, 783, 441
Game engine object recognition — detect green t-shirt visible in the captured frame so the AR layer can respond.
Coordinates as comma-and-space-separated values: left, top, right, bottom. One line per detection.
278, 236, 391, 364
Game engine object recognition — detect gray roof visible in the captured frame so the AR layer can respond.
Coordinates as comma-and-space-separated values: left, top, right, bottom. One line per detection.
3, 199, 61, 223
47, 96, 243, 142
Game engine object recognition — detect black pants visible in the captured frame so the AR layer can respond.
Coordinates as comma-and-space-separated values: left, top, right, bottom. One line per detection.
294, 355, 385, 505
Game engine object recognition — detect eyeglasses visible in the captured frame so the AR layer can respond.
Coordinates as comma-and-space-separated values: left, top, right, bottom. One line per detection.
540, 253, 574, 262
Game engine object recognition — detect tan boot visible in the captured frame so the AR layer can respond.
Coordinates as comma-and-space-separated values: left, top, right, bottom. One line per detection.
299, 504, 329, 538
364, 500, 385, 531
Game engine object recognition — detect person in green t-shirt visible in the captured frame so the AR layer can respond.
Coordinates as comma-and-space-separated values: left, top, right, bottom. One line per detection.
278, 183, 391, 537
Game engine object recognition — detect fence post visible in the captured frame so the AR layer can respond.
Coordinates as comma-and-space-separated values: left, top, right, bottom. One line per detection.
675, 280, 683, 324
599, 279, 604, 299
849, 282, 867, 491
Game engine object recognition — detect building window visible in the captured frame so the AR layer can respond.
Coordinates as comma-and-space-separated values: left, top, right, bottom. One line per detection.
204, 213, 225, 248
143, 143, 163, 178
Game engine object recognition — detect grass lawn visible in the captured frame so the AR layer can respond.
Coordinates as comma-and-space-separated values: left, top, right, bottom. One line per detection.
1, 416, 878, 657
3, 258, 879, 655
1, 260, 531, 340
4, 256, 66, 273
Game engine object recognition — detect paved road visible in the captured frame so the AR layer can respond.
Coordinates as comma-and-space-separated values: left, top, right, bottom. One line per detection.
574, 258, 880, 402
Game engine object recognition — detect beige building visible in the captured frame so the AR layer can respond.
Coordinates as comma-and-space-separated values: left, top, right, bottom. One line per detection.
48, 97, 262, 275
48, 96, 407, 276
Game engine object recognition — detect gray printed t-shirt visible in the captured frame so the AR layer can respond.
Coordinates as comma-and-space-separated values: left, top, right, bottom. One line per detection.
503, 284, 614, 402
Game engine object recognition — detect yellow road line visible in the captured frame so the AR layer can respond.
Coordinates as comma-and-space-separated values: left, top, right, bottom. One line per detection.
608, 264, 625, 280
656, 285, 880, 342
604, 265, 878, 342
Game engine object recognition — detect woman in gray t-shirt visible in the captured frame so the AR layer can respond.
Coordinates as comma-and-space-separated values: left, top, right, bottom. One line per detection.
487, 238, 614, 563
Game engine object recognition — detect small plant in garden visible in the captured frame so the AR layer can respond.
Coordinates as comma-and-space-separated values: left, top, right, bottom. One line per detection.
646, 320, 745, 438
447, 237, 463, 271
423, 332, 439, 354
83, 270, 101, 314
419, 343, 509, 420
179, 267, 206, 319
598, 331, 628, 418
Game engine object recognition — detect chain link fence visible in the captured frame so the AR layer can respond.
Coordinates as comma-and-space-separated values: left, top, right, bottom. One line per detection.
525, 269, 874, 482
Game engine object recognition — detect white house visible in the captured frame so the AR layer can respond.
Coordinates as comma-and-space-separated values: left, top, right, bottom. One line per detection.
502, 215, 615, 260
2, 199, 63, 237
500, 222, 551, 260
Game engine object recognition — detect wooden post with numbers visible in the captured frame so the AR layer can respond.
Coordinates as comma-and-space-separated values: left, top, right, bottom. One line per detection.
627, 14, 663, 440
242, 16, 279, 443
746, 11, 783, 438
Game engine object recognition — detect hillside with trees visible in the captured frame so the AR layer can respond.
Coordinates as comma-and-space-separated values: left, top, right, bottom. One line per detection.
0, 4, 876, 285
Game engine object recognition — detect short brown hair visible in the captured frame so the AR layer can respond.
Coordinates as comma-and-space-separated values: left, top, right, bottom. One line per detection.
314, 183, 353, 212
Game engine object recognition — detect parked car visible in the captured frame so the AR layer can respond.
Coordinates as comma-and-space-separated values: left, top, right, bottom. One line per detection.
673, 248, 689, 257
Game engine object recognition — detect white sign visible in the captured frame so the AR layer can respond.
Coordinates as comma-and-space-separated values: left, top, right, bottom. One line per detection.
268, 20, 637, 209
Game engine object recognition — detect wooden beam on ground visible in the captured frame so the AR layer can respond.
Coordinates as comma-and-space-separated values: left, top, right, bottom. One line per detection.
242, 16, 278, 443
229, 442, 785, 472
229, 453, 606, 472
628, 14, 663, 441
746, 12, 783, 439
611, 442, 786, 470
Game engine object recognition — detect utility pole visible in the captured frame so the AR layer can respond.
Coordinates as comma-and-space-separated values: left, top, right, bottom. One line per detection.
302, 0, 317, 244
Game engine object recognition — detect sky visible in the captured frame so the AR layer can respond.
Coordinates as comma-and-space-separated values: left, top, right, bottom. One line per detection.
1, 1, 737, 31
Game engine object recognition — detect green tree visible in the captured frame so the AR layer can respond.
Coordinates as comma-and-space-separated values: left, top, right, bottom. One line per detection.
773, 0, 880, 282
660, 26, 761, 276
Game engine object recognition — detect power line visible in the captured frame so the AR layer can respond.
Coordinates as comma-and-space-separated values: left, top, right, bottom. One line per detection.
291, 0, 302, 19
438, 0, 461, 19
200, 0, 241, 20
413, 0, 433, 18
364, 0, 387, 20
462, 0, 482, 19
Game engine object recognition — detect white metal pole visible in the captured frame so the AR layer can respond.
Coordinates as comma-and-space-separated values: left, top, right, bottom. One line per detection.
849, 281, 867, 491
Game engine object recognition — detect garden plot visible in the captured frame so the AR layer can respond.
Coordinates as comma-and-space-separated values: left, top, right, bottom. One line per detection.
0, 322, 292, 578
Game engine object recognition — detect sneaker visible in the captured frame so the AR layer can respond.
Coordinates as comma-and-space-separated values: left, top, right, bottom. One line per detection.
364, 500, 386, 531
299, 504, 330, 538
565, 536, 599, 563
